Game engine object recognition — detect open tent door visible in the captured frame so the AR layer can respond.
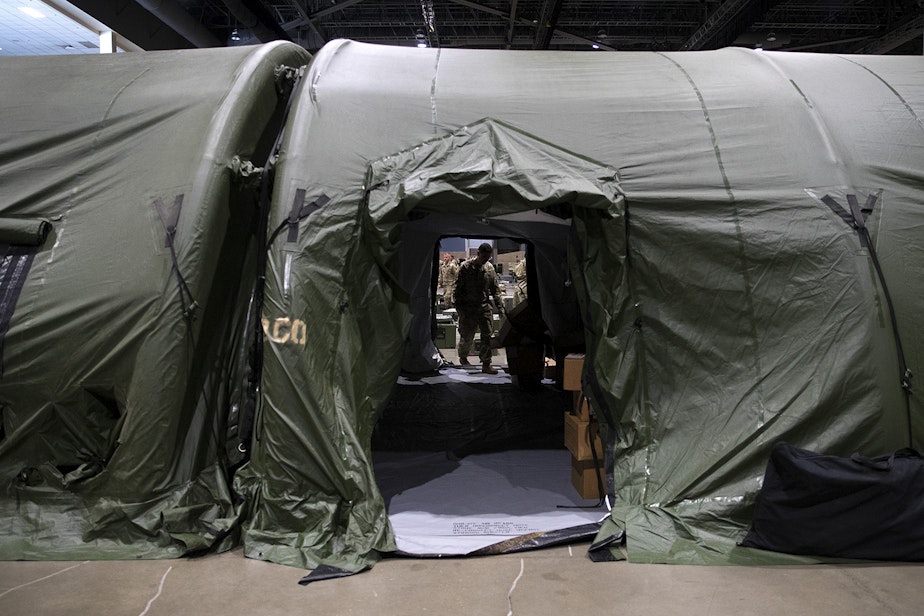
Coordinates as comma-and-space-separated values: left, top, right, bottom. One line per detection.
243, 118, 625, 581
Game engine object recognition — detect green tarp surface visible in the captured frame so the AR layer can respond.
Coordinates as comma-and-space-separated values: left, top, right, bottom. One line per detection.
1, 40, 922, 576
243, 41, 923, 572
0, 42, 310, 559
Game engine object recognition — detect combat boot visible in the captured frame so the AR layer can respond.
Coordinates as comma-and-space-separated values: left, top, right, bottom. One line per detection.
482, 362, 498, 375
459, 354, 470, 366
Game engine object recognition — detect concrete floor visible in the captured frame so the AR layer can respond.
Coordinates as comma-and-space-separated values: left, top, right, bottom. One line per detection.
1, 545, 922, 616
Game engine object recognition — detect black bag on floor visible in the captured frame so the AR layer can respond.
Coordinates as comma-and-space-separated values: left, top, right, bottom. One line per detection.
741, 441, 924, 561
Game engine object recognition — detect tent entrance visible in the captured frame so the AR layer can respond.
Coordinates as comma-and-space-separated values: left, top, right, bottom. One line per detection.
363, 118, 623, 558
372, 230, 607, 556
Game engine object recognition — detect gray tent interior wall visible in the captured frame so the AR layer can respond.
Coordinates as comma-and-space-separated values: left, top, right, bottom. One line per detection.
0, 40, 922, 580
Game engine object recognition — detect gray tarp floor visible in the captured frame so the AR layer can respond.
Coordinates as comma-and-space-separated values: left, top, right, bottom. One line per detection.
379, 349, 606, 555
374, 449, 608, 555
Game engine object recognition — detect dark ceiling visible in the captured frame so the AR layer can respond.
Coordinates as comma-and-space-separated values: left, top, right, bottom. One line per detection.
70, 1, 924, 55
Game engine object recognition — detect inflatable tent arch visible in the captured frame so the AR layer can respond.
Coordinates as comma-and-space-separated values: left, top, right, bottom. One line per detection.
0, 42, 313, 559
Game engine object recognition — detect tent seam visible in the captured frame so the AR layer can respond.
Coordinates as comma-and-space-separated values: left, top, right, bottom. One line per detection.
430, 48, 441, 134
754, 51, 851, 186
654, 52, 766, 424
842, 57, 924, 135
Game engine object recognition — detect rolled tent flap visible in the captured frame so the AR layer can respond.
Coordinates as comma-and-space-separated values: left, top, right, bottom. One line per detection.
0, 218, 51, 246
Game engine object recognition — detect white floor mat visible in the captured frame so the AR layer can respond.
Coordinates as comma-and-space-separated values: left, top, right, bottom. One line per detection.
373, 449, 608, 556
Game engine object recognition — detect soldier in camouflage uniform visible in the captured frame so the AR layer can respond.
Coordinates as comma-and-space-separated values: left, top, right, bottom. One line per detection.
453, 243, 504, 374
438, 252, 459, 308
513, 257, 527, 306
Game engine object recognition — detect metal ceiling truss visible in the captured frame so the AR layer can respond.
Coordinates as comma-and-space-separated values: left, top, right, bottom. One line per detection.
85, 1, 924, 54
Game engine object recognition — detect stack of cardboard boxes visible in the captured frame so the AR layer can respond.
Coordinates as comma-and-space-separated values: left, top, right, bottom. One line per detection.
562, 353, 605, 499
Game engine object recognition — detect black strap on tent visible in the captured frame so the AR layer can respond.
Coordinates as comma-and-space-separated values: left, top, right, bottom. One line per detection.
0, 244, 39, 379
265, 190, 330, 248
153, 194, 198, 321
822, 193, 913, 444
820, 193, 876, 247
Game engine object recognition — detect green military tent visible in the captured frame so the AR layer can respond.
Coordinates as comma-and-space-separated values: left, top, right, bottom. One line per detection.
1, 39, 922, 577
0, 42, 310, 558
242, 40, 923, 575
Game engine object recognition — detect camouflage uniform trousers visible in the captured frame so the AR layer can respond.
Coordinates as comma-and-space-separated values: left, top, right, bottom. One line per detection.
457, 304, 493, 363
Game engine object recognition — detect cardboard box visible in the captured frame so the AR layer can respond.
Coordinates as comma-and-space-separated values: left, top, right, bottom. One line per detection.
571, 455, 605, 500
562, 353, 584, 391
434, 324, 457, 348
563, 412, 602, 461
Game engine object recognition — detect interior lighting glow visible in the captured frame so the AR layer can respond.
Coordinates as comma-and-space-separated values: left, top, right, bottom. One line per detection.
18, 6, 46, 19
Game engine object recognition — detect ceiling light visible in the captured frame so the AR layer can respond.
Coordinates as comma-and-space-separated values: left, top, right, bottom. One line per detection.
18, 6, 45, 19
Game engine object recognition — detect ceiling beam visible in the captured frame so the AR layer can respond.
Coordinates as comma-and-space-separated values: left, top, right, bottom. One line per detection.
64, 0, 219, 49
282, 0, 368, 31
41, 0, 144, 51
532, 0, 563, 50
505, 0, 518, 49
855, 14, 924, 54
680, 0, 765, 51
134, 0, 223, 47
447, 0, 615, 50
219, 0, 290, 42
